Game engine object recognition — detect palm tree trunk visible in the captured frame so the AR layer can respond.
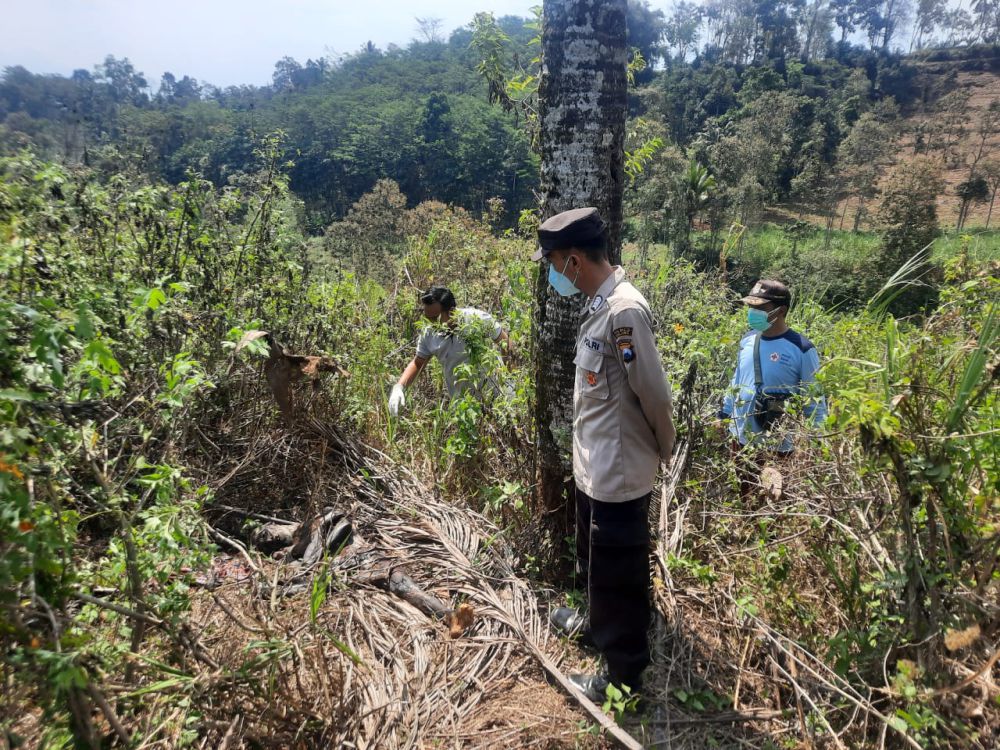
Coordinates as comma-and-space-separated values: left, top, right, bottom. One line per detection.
535, 0, 627, 518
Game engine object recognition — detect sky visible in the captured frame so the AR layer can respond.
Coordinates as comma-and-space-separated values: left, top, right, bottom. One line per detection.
2, 0, 538, 88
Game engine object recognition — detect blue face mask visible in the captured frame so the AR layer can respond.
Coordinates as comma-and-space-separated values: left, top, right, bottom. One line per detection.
747, 307, 775, 332
548, 257, 581, 297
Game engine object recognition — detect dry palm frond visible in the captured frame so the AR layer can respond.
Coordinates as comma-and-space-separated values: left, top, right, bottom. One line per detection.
186, 376, 623, 749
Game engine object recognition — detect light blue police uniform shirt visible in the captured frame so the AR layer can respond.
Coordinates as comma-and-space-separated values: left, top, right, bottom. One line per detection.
721, 329, 827, 452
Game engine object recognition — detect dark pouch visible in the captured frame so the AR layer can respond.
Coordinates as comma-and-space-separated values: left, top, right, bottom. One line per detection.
752, 390, 787, 432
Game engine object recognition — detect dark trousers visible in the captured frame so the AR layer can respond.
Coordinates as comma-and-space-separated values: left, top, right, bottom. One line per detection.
575, 487, 651, 688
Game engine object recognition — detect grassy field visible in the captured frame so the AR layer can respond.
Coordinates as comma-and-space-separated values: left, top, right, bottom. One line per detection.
628, 224, 1000, 310
931, 228, 1000, 260
719, 224, 1000, 266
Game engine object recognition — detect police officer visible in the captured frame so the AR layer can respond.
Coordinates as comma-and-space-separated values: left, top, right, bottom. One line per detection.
532, 207, 675, 701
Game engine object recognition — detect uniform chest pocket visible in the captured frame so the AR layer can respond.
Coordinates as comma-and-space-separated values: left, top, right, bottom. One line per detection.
574, 347, 610, 400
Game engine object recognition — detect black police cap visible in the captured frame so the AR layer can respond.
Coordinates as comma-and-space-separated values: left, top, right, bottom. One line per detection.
531, 207, 607, 261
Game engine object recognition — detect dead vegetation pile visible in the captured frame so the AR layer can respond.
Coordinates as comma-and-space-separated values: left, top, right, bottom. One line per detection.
164, 367, 617, 749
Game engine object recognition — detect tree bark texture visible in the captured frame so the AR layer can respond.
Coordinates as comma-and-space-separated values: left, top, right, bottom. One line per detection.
535, 0, 627, 517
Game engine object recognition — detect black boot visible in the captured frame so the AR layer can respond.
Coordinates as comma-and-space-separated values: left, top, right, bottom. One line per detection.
549, 607, 596, 649
567, 672, 610, 703
570, 672, 646, 712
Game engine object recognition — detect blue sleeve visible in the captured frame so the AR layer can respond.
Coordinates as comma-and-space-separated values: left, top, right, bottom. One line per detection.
800, 347, 826, 426
721, 352, 739, 418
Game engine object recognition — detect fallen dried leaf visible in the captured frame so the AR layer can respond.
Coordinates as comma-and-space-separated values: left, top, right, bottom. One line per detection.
448, 603, 475, 639
944, 624, 980, 651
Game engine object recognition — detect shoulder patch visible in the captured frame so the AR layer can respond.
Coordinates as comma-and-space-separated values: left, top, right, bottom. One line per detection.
617, 339, 636, 363
783, 330, 815, 353
613, 326, 636, 363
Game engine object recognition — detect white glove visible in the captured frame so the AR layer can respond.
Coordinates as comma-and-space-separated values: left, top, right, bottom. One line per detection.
388, 383, 406, 417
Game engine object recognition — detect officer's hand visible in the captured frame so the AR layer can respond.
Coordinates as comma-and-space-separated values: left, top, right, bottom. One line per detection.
388, 384, 406, 417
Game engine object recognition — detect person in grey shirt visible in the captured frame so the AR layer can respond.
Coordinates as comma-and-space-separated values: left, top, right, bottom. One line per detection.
388, 286, 510, 416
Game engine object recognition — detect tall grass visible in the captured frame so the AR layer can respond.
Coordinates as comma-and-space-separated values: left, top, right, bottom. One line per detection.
865, 242, 936, 319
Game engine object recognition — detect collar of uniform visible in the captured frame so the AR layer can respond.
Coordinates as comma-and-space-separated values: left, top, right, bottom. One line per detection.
588, 267, 626, 313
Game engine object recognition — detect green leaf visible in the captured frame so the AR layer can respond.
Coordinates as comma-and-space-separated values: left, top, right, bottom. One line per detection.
945, 302, 996, 431
85, 340, 121, 375
892, 712, 913, 732
74, 303, 96, 341
0, 389, 36, 402
125, 677, 191, 697
310, 562, 330, 623
320, 628, 363, 665
146, 288, 167, 311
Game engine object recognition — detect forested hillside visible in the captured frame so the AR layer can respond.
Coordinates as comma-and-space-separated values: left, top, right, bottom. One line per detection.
0, 18, 542, 229
1, 2, 998, 749
3, 5, 999, 238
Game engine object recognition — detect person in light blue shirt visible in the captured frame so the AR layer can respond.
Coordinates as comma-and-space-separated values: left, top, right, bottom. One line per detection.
720, 279, 827, 455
